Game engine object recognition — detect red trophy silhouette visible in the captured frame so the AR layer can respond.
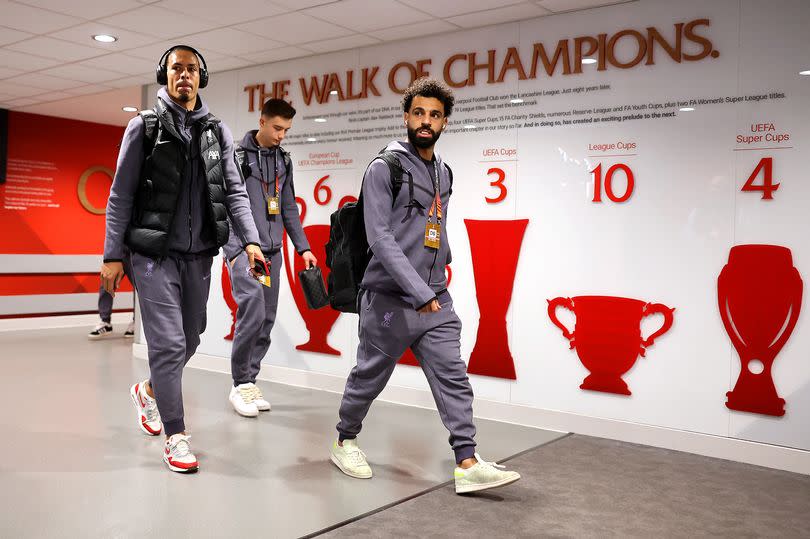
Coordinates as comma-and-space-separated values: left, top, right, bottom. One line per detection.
464, 219, 529, 380
221, 259, 237, 340
718, 244, 802, 416
282, 197, 341, 355
548, 295, 675, 395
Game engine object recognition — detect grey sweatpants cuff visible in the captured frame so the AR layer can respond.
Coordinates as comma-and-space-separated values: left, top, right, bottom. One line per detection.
454, 445, 476, 463
163, 418, 185, 437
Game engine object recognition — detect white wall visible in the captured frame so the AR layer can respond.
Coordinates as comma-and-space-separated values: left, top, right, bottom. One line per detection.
143, 0, 810, 470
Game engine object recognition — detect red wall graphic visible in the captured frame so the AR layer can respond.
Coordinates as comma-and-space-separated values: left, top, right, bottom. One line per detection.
0, 111, 131, 312
548, 295, 675, 395
464, 219, 529, 379
0, 111, 124, 255
283, 197, 340, 355
718, 244, 803, 416
222, 259, 237, 340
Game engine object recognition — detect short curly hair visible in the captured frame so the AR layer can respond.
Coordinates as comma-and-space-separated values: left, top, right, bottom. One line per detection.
401, 77, 455, 117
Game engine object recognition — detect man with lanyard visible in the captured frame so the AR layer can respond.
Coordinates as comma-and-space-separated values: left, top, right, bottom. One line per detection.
329, 78, 521, 494
101, 45, 263, 473
224, 98, 316, 417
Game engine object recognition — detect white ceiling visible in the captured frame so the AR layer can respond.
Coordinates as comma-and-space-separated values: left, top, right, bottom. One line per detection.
0, 0, 630, 126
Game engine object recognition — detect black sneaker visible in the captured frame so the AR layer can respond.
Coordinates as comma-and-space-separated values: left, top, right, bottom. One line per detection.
88, 321, 114, 340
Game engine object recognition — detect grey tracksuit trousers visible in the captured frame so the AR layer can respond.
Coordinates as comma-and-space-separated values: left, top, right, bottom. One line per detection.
227, 249, 282, 385
130, 252, 213, 436
337, 289, 477, 463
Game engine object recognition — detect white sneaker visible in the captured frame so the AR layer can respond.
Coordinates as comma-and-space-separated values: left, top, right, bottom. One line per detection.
88, 320, 113, 340
454, 453, 521, 494
129, 381, 162, 436
163, 434, 198, 473
124, 320, 135, 338
247, 382, 271, 411
229, 384, 259, 417
330, 439, 372, 479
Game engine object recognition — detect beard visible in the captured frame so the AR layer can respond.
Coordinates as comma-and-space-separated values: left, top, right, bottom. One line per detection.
407, 125, 441, 149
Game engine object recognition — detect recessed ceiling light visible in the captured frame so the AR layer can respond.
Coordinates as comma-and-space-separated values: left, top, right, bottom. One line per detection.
330, 90, 338, 95
510, 98, 523, 104
314, 118, 326, 122
679, 107, 695, 112
463, 125, 476, 129
93, 34, 117, 43
582, 58, 597, 65
800, 70, 810, 76
122, 106, 138, 112
307, 137, 317, 142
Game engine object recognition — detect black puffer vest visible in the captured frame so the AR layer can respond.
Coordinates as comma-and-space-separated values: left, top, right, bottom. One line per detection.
126, 98, 228, 256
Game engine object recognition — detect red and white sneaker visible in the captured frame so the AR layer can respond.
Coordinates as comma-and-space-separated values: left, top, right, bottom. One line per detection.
129, 381, 162, 436
163, 434, 198, 473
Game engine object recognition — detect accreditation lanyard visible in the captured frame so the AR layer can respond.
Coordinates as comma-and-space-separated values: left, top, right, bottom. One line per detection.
256, 148, 280, 215
424, 160, 442, 250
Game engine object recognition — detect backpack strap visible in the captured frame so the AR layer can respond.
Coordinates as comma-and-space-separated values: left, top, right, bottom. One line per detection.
444, 162, 453, 196
376, 150, 413, 208
233, 144, 251, 182
138, 109, 158, 153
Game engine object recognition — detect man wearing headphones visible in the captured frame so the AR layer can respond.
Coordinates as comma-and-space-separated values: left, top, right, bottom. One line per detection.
101, 45, 263, 473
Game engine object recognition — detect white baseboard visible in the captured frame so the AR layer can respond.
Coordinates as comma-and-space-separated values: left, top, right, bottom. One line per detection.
132, 344, 810, 475
0, 311, 132, 332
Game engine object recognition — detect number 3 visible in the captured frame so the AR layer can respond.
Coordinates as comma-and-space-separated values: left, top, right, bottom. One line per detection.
486, 167, 507, 203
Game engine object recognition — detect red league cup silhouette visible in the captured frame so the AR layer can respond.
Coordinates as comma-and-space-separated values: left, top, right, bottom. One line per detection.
464, 219, 529, 380
282, 197, 341, 356
718, 244, 803, 416
548, 296, 675, 395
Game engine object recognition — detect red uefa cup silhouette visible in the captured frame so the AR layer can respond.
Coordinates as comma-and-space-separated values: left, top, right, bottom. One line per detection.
464, 219, 529, 380
222, 259, 237, 340
282, 197, 341, 356
718, 244, 802, 416
548, 295, 675, 395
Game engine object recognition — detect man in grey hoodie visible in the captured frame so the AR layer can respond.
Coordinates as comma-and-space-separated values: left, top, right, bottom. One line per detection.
329, 78, 521, 494
101, 46, 263, 473
224, 98, 316, 417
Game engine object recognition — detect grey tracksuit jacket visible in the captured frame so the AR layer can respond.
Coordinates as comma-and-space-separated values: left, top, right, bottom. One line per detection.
360, 140, 453, 310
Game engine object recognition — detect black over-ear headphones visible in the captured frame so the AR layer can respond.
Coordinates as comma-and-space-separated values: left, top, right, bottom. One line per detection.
156, 45, 209, 88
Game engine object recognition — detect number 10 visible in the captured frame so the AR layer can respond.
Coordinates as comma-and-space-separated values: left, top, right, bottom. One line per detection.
591, 163, 635, 203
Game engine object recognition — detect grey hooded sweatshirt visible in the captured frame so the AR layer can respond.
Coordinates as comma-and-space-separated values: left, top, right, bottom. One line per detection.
360, 140, 453, 310
222, 131, 310, 260
104, 87, 258, 261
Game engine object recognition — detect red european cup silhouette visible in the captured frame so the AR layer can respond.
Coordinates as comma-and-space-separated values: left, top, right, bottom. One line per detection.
282, 197, 340, 356
718, 245, 802, 416
547, 295, 675, 395
464, 219, 529, 380
222, 259, 237, 340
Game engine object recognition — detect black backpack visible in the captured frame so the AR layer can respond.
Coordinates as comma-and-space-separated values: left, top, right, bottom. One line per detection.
325, 150, 453, 313
325, 150, 413, 313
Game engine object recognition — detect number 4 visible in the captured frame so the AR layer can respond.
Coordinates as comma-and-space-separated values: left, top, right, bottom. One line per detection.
742, 157, 779, 200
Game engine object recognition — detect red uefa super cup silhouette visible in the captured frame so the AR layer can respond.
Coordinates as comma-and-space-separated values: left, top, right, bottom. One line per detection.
718, 244, 803, 416
222, 259, 237, 340
548, 295, 675, 395
464, 219, 529, 380
282, 197, 341, 355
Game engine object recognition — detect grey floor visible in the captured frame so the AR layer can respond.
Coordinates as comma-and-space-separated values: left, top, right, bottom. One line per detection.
325, 435, 810, 539
0, 327, 562, 538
